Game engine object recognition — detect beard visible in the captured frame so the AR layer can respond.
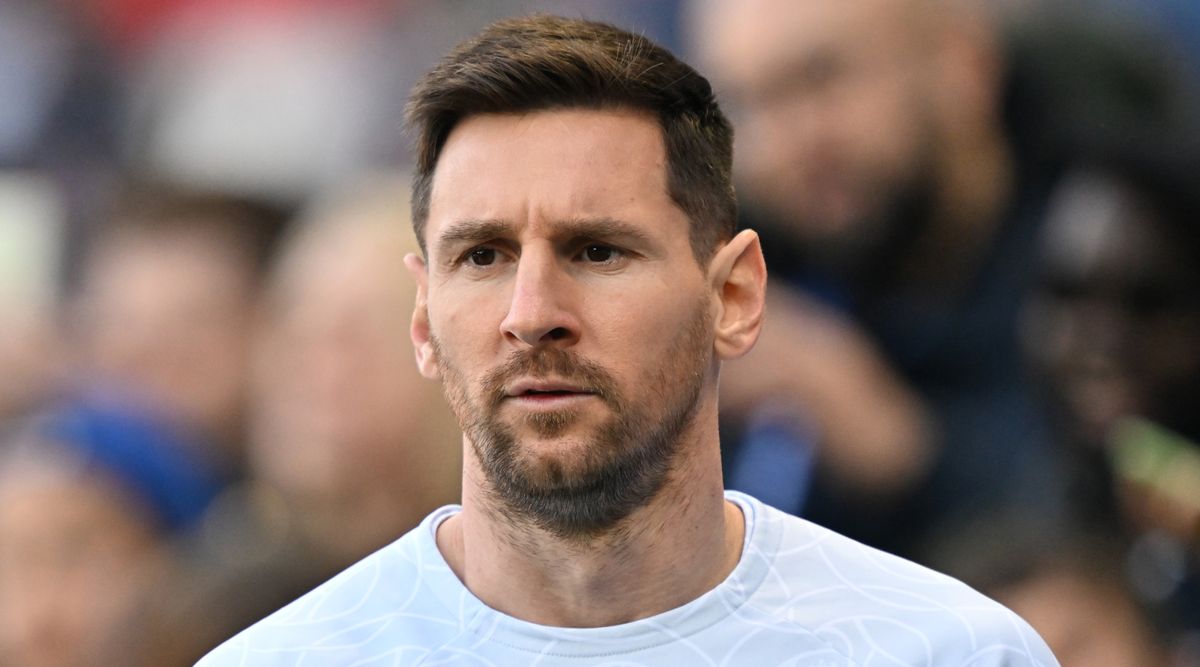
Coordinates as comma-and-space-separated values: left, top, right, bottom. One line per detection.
433, 298, 712, 539
799, 153, 938, 294
771, 112, 941, 294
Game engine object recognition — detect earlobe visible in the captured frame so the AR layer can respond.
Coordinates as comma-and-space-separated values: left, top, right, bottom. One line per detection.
709, 230, 767, 360
404, 253, 441, 379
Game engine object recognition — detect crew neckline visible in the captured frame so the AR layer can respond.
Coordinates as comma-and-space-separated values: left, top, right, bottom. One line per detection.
415, 491, 779, 657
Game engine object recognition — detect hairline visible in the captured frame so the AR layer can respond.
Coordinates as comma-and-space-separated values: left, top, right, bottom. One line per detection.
411, 105, 727, 267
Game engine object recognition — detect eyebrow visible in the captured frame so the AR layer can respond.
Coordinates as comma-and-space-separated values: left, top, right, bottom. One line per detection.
554, 217, 655, 247
435, 216, 655, 251
436, 219, 512, 249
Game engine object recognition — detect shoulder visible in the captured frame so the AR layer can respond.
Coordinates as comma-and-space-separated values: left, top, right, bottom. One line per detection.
733, 493, 1059, 666
196, 507, 465, 667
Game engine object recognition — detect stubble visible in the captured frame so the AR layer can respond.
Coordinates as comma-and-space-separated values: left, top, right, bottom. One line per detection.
433, 298, 712, 540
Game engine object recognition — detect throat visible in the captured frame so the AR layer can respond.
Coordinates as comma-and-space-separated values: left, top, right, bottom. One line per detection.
445, 474, 745, 628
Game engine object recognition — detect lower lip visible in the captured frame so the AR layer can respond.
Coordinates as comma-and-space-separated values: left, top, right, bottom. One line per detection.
507, 393, 595, 408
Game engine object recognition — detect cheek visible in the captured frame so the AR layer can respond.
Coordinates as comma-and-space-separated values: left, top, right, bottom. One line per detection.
844, 82, 925, 174
602, 293, 708, 379
1023, 298, 1103, 375
429, 294, 503, 373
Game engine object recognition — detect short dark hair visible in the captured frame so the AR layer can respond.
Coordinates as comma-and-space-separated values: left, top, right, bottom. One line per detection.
99, 183, 293, 284
406, 14, 736, 262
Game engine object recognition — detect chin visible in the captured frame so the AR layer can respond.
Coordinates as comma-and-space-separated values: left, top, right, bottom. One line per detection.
509, 435, 620, 490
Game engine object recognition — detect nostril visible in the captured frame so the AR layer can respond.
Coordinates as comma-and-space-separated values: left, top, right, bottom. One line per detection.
546, 327, 571, 341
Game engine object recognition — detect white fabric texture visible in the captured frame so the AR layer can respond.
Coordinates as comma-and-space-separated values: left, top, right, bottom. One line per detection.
199, 491, 1058, 666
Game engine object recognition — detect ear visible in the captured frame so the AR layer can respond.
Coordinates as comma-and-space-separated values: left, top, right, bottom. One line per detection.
404, 253, 440, 379
707, 229, 767, 360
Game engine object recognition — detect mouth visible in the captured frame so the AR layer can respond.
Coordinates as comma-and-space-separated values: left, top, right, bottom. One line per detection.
504, 380, 596, 404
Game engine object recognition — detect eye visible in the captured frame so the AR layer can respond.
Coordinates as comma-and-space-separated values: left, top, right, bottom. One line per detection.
467, 247, 497, 266
581, 244, 620, 264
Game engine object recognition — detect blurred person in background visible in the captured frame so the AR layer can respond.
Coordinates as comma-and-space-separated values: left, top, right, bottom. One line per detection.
0, 401, 224, 667
691, 0, 1062, 558
931, 514, 1177, 667
69, 185, 291, 474
248, 181, 463, 562
690, 0, 1199, 561
1022, 130, 1200, 639
200, 14, 1056, 664
109, 180, 462, 665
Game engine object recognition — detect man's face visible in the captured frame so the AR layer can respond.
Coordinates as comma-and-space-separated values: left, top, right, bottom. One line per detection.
79, 228, 258, 443
1023, 172, 1200, 444
411, 109, 717, 537
253, 226, 436, 500
699, 0, 940, 251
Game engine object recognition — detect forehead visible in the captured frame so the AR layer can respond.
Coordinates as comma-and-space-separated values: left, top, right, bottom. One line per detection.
88, 227, 254, 294
425, 108, 685, 252
701, 0, 919, 88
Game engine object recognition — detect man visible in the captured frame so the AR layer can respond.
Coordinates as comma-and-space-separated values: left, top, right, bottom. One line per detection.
200, 15, 1056, 665
93, 185, 466, 667
1022, 145, 1200, 635
75, 186, 291, 472
0, 401, 224, 667
692, 0, 1065, 557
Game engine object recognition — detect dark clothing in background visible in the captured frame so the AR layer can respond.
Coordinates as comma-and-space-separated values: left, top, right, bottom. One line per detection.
724, 38, 1068, 561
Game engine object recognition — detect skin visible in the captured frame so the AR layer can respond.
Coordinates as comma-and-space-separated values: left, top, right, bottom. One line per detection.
692, 0, 1011, 497
1023, 170, 1200, 546
0, 458, 166, 667
1024, 171, 1200, 446
698, 0, 938, 241
0, 308, 61, 419
251, 214, 462, 559
695, 0, 1009, 273
718, 286, 935, 496
405, 108, 766, 627
78, 227, 259, 450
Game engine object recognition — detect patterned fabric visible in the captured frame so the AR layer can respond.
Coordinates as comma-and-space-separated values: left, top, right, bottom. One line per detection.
199, 492, 1058, 666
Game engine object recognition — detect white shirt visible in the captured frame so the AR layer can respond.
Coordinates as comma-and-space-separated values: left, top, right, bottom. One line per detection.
198, 491, 1058, 666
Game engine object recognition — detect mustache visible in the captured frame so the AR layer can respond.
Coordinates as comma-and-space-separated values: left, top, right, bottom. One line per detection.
482, 347, 619, 409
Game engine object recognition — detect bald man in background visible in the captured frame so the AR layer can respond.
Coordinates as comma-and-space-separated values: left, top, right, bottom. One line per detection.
693, 0, 1066, 558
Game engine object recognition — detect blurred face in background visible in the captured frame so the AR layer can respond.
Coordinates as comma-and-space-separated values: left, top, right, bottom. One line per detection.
0, 451, 165, 667
251, 216, 460, 541
1023, 171, 1200, 445
77, 223, 259, 446
697, 0, 945, 253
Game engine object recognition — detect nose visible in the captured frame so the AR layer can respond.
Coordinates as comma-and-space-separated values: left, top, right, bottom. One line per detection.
500, 247, 580, 347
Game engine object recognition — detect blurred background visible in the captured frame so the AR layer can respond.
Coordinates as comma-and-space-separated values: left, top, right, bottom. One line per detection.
1, 0, 1199, 664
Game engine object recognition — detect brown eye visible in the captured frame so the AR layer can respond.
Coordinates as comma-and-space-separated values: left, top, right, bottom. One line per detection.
468, 248, 497, 266
583, 245, 617, 263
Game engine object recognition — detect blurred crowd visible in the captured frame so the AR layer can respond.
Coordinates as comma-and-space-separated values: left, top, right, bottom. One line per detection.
1, 0, 1199, 665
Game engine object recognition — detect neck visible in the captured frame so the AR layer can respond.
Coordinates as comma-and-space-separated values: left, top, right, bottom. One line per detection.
436, 405, 744, 627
